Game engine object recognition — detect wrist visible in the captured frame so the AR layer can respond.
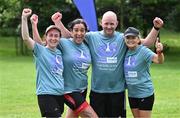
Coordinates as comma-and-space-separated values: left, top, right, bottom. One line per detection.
32, 23, 37, 27
21, 16, 27, 20
153, 26, 160, 31
156, 50, 163, 55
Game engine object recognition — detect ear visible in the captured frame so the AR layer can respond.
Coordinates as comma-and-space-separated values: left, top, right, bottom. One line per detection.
138, 37, 141, 44
116, 21, 119, 27
43, 34, 47, 40
99, 20, 102, 26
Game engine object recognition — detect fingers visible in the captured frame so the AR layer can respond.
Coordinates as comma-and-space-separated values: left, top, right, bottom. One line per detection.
156, 42, 163, 52
30, 14, 38, 24
51, 12, 62, 23
153, 17, 164, 28
22, 8, 32, 17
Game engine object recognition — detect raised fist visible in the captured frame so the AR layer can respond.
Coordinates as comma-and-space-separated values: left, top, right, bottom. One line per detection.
51, 12, 62, 23
153, 17, 164, 29
30, 14, 38, 25
22, 8, 32, 18
155, 41, 163, 53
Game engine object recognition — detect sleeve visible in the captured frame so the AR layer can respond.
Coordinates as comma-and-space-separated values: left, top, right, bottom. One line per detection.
141, 46, 156, 63
58, 38, 67, 51
85, 32, 92, 44
33, 43, 44, 57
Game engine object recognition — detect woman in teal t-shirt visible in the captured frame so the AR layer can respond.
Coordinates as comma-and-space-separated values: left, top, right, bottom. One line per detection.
124, 27, 164, 118
21, 8, 64, 117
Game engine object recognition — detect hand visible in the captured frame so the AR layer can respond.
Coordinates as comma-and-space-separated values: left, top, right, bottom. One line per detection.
156, 42, 163, 53
22, 8, 32, 18
153, 17, 164, 29
30, 14, 38, 25
51, 12, 62, 23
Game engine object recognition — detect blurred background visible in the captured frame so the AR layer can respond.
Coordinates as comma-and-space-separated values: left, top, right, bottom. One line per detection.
0, 0, 180, 55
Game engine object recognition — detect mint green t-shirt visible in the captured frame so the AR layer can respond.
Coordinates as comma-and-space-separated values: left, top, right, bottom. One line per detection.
33, 43, 64, 95
86, 31, 127, 93
124, 45, 155, 98
59, 38, 91, 93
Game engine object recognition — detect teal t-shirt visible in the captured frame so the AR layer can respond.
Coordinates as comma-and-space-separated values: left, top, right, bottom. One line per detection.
124, 45, 155, 98
59, 38, 91, 93
33, 43, 64, 95
85, 31, 127, 93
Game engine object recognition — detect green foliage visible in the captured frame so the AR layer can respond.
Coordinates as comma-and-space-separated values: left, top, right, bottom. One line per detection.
122, 0, 179, 36
0, 0, 80, 36
0, 0, 180, 36
21, 0, 80, 35
166, 4, 180, 31
0, 0, 21, 28
0, 28, 17, 36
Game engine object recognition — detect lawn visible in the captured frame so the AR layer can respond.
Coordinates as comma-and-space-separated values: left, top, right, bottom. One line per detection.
0, 29, 180, 117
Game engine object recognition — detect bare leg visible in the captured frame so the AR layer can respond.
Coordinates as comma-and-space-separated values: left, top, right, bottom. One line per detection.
131, 108, 140, 118
79, 105, 98, 118
139, 110, 151, 118
65, 108, 78, 118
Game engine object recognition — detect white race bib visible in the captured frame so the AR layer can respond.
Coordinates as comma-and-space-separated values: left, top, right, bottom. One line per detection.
127, 71, 137, 77
106, 57, 117, 63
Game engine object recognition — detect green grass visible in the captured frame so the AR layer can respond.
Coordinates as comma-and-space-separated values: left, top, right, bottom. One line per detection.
0, 29, 180, 118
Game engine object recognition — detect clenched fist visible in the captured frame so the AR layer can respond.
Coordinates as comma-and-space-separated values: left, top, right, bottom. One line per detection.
153, 17, 164, 29
51, 12, 62, 23
22, 8, 32, 18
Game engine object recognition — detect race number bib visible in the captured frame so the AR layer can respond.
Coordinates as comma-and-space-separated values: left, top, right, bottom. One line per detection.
107, 57, 117, 63
127, 71, 137, 77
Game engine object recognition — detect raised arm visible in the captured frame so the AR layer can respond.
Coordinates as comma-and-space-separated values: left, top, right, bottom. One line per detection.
141, 17, 164, 47
152, 41, 164, 64
51, 12, 72, 38
21, 8, 35, 50
30, 14, 43, 45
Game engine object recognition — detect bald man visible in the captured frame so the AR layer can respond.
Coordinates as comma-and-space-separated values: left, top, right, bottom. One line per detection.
85, 11, 163, 117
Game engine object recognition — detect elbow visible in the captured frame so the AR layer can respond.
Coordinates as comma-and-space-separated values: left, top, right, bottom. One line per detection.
142, 40, 151, 47
158, 59, 164, 64
158, 61, 163, 64
22, 35, 29, 41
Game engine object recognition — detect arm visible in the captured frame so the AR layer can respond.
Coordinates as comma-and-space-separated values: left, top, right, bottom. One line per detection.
141, 17, 164, 47
30, 14, 43, 45
51, 12, 72, 38
152, 42, 164, 64
21, 8, 35, 50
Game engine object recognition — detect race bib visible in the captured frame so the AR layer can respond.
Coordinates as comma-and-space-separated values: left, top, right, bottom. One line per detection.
106, 57, 117, 63
127, 71, 137, 77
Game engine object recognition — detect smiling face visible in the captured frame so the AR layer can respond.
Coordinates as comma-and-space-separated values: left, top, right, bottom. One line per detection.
101, 11, 118, 37
71, 23, 86, 44
46, 29, 60, 49
125, 36, 140, 50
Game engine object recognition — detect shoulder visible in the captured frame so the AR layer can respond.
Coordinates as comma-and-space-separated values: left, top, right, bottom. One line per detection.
55, 48, 62, 55
86, 31, 99, 38
60, 37, 72, 45
34, 42, 45, 51
140, 45, 152, 52
60, 37, 69, 42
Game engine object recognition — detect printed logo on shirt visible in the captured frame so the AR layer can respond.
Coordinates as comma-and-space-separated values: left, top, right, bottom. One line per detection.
107, 57, 117, 63
73, 49, 91, 74
97, 42, 117, 57
51, 55, 63, 76
126, 71, 138, 78
81, 63, 90, 69
79, 50, 85, 59
124, 56, 138, 78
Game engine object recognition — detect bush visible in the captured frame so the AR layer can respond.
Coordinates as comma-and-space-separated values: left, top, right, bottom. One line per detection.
166, 4, 180, 31
0, 27, 17, 36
